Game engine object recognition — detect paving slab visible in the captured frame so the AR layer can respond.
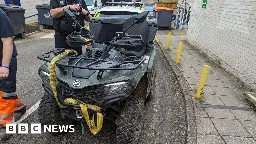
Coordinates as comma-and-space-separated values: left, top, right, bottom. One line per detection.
182, 53, 199, 60
207, 75, 226, 87
218, 95, 247, 107
211, 86, 237, 97
182, 67, 198, 75
186, 77, 200, 87
206, 109, 235, 120
214, 70, 237, 84
195, 107, 208, 118
186, 49, 204, 59
242, 121, 256, 137
197, 135, 225, 144
212, 119, 251, 137
207, 81, 228, 88
223, 136, 256, 144
202, 93, 225, 106
203, 85, 217, 96
197, 117, 218, 135
191, 64, 205, 74
231, 110, 256, 121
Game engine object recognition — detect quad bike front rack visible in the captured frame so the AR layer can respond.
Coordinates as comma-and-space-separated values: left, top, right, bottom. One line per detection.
37, 48, 146, 70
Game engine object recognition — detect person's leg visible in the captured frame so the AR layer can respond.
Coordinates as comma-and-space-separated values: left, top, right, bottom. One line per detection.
0, 58, 26, 137
54, 32, 69, 73
10, 58, 26, 114
54, 32, 69, 48
0, 91, 15, 126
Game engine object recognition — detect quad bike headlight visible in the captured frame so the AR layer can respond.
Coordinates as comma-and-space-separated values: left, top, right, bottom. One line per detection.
105, 82, 127, 92
98, 81, 133, 106
104, 81, 133, 97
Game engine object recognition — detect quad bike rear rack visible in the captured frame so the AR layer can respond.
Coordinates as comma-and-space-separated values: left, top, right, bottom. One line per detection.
37, 48, 146, 70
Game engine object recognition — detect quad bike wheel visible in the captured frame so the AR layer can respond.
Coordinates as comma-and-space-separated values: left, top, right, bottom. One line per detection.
38, 92, 71, 135
115, 76, 148, 144
146, 63, 156, 101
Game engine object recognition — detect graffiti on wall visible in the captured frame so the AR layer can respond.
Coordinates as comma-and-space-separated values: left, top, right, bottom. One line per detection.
174, 0, 191, 30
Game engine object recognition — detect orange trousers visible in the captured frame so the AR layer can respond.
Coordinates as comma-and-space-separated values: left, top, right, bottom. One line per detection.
0, 91, 25, 127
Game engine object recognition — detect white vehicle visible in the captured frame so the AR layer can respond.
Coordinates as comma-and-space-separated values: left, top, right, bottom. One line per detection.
85, 0, 103, 16
94, 1, 143, 18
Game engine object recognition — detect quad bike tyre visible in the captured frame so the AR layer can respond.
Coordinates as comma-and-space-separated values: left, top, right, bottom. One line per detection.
38, 92, 70, 135
146, 63, 156, 101
115, 76, 148, 144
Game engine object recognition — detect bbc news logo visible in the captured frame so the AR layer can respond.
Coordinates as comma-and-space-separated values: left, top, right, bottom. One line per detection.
6, 123, 75, 134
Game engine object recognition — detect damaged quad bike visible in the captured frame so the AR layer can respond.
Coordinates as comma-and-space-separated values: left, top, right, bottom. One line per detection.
37, 8, 157, 143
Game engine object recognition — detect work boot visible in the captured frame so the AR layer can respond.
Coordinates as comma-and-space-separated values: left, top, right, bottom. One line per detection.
14, 105, 26, 122
13, 98, 26, 122
0, 125, 11, 141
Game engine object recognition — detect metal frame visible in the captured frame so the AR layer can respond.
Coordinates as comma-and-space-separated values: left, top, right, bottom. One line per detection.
37, 51, 146, 70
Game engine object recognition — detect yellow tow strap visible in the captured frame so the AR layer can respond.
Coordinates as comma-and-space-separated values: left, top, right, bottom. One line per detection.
94, 12, 100, 18
49, 49, 103, 135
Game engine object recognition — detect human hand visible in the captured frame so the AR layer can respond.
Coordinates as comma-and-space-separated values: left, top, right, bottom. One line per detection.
82, 9, 89, 15
0, 67, 9, 80
68, 4, 80, 11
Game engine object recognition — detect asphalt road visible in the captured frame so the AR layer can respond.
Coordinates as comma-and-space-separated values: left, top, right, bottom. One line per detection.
2, 31, 187, 144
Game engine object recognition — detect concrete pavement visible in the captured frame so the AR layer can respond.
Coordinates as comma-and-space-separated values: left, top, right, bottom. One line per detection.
156, 30, 256, 144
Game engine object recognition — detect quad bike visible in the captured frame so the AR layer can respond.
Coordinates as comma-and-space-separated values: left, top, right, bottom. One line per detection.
37, 8, 157, 143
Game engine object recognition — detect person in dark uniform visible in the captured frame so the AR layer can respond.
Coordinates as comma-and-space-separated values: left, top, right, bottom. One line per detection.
0, 8, 26, 140
50, 0, 92, 55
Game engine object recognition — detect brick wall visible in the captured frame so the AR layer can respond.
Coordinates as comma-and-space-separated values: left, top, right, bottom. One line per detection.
187, 0, 256, 90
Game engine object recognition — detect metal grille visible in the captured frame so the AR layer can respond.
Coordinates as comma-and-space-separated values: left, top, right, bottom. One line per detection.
86, 49, 93, 58
85, 49, 103, 59
58, 81, 105, 105
94, 50, 103, 59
